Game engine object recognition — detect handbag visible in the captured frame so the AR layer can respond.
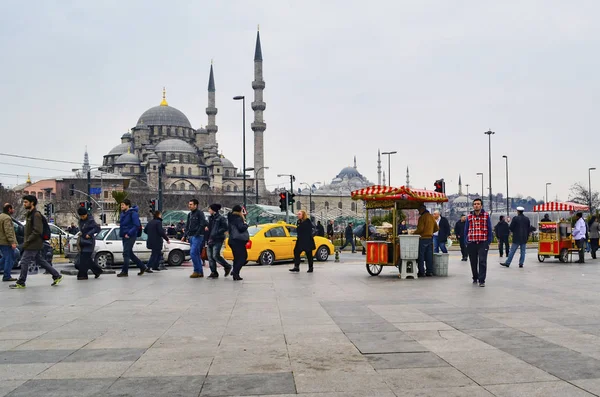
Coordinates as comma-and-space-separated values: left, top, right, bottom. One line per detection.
201, 246, 208, 260
231, 224, 249, 242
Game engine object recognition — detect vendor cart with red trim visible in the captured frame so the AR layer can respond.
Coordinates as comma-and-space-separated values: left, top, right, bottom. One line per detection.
533, 201, 589, 263
351, 185, 448, 277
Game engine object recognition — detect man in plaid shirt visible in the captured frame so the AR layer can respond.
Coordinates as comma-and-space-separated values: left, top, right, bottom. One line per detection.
464, 198, 493, 287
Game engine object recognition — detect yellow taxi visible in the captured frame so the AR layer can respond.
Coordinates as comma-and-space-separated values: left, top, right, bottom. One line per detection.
223, 221, 335, 265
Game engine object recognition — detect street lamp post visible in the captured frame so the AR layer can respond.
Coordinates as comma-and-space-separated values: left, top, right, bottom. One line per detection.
465, 184, 470, 207
381, 151, 397, 187
477, 173, 484, 208
502, 155, 509, 217
300, 182, 321, 214
484, 130, 495, 213
233, 95, 247, 209
246, 166, 269, 205
589, 168, 596, 213
545, 182, 552, 204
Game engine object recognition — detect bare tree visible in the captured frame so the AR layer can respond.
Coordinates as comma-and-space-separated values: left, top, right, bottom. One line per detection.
569, 182, 600, 211
0, 187, 25, 219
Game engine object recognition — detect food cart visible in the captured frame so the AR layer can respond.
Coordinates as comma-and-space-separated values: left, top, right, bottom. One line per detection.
533, 201, 589, 263
351, 185, 448, 277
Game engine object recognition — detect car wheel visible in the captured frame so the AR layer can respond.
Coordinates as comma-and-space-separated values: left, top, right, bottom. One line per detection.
94, 252, 113, 269
168, 250, 184, 266
259, 250, 275, 266
316, 246, 329, 261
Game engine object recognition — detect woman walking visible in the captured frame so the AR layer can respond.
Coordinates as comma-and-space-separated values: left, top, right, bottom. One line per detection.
290, 210, 316, 273
144, 211, 170, 272
589, 216, 600, 259
227, 205, 249, 281
77, 207, 102, 280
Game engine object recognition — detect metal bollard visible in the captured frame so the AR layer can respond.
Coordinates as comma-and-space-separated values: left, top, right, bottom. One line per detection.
334, 249, 340, 262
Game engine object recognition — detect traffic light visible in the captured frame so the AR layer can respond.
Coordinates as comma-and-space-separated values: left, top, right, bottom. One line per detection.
79, 201, 86, 209
434, 179, 444, 193
279, 192, 288, 212
149, 199, 157, 213
288, 193, 296, 206
44, 203, 52, 218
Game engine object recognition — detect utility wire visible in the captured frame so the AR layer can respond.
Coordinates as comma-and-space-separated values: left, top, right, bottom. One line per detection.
0, 152, 101, 166
0, 161, 71, 173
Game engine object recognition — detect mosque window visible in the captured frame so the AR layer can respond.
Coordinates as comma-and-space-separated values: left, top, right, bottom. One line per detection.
225, 170, 230, 177
179, 154, 183, 163
153, 127, 158, 135
179, 183, 185, 190
226, 186, 231, 192
189, 184, 195, 191
351, 202, 356, 211
324, 201, 329, 210
297, 202, 302, 210
234, 186, 238, 192
130, 167, 135, 174
162, 153, 166, 162
153, 165, 157, 171
24, 191, 29, 195
217, 168, 220, 174
170, 154, 175, 161
185, 155, 190, 163
338, 201, 343, 209
172, 167, 176, 175
37, 192, 43, 199
202, 168, 206, 176
311, 201, 315, 211
188, 168, 192, 176
180, 166, 184, 175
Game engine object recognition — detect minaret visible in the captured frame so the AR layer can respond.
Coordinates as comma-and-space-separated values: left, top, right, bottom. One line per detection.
353, 156, 357, 169
377, 150, 382, 185
251, 27, 267, 194
458, 174, 463, 195
206, 62, 218, 147
406, 166, 410, 188
82, 147, 91, 174
383, 171, 386, 186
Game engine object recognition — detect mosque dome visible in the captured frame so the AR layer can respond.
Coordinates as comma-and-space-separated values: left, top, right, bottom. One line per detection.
220, 156, 234, 168
336, 166, 363, 180
107, 143, 132, 156
154, 139, 196, 154
136, 89, 192, 128
114, 152, 141, 165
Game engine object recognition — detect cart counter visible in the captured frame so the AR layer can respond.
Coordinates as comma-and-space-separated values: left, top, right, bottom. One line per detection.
366, 241, 394, 265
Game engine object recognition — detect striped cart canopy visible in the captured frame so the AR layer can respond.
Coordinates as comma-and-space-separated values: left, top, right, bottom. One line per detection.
532, 202, 589, 212
351, 185, 448, 209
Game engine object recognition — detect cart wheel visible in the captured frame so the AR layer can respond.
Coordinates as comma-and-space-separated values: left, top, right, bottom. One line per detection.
559, 249, 568, 263
537, 254, 546, 263
366, 264, 383, 276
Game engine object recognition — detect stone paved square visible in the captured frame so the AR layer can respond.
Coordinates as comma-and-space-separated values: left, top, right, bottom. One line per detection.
2, 251, 600, 396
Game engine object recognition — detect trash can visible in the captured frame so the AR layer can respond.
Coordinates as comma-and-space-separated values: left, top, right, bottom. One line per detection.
433, 253, 449, 276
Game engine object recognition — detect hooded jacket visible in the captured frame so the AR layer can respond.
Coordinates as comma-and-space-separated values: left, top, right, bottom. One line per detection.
78, 215, 101, 253
494, 221, 510, 239
119, 206, 141, 238
23, 210, 45, 250
208, 212, 228, 244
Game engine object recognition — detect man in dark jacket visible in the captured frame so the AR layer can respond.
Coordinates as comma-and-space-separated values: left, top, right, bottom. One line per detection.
340, 223, 356, 253
316, 221, 325, 237
494, 216, 510, 257
184, 198, 208, 278
175, 220, 185, 240
117, 199, 147, 277
326, 220, 334, 241
206, 204, 231, 278
144, 211, 170, 272
454, 215, 468, 261
501, 207, 531, 268
77, 207, 102, 280
9, 195, 63, 289
433, 210, 450, 253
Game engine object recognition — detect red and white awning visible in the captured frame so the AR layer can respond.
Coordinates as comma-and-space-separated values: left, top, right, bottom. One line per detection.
350, 185, 400, 197
533, 201, 589, 212
351, 185, 448, 203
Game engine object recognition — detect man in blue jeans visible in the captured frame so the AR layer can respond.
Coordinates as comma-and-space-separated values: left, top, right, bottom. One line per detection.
0, 203, 18, 282
183, 198, 208, 278
206, 203, 232, 278
414, 205, 438, 277
117, 199, 147, 277
501, 206, 531, 268
433, 210, 450, 253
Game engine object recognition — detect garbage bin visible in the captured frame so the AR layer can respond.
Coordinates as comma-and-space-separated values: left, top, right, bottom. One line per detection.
433, 253, 449, 276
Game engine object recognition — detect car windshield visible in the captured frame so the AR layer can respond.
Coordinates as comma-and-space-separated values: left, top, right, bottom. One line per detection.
96, 228, 112, 240
247, 226, 263, 237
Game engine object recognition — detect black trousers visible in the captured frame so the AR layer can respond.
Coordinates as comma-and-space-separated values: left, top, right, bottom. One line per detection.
590, 238, 599, 259
458, 237, 467, 259
576, 239, 586, 262
229, 240, 247, 277
498, 236, 510, 257
468, 242, 489, 283
293, 246, 314, 269
78, 251, 103, 278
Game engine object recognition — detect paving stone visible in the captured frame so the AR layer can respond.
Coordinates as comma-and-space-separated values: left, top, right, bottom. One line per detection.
103, 376, 205, 397
571, 378, 600, 395
345, 332, 427, 354
337, 321, 399, 333
0, 364, 54, 381
0, 350, 75, 365
365, 352, 449, 369
393, 322, 455, 331
123, 357, 213, 378
35, 361, 133, 379
292, 368, 390, 394
379, 367, 475, 390
200, 372, 296, 396
393, 385, 495, 396
61, 348, 146, 362
6, 378, 114, 397
0, 380, 25, 397
13, 339, 91, 351
485, 380, 595, 396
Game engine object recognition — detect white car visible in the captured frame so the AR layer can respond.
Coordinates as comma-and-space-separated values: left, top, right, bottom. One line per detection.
68, 225, 191, 268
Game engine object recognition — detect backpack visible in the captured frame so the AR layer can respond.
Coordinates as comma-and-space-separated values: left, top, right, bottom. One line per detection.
35, 210, 52, 241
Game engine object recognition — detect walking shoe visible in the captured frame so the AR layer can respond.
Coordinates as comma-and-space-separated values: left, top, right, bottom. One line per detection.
2, 278, 17, 282
51, 276, 63, 286
117, 272, 128, 277
224, 267, 231, 277
233, 275, 243, 281
145, 269, 153, 274
151, 268, 161, 271
479, 282, 485, 287
289, 268, 300, 272
9, 283, 25, 289
426, 273, 433, 277
473, 280, 478, 284
189, 272, 202, 278
77, 277, 88, 280
138, 268, 146, 276
208, 273, 219, 279
500, 263, 510, 267
307, 268, 314, 273
94, 269, 103, 279
519, 264, 524, 268
417, 273, 425, 277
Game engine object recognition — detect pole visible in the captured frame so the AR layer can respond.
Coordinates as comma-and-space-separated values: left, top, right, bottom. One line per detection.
158, 164, 164, 211
589, 168, 595, 214
242, 97, 247, 210
505, 157, 509, 217
290, 175, 295, 215
255, 178, 259, 205
309, 186, 312, 214
545, 184, 549, 204
388, 157, 391, 187
485, 131, 494, 214
87, 170, 92, 213
466, 184, 470, 208
285, 191, 289, 223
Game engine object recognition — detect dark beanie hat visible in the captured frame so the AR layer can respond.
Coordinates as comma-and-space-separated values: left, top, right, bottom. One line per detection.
77, 207, 88, 216
232, 205, 242, 212
210, 204, 222, 212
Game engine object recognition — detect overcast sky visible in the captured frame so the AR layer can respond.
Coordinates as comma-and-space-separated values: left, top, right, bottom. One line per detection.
1, 0, 599, 201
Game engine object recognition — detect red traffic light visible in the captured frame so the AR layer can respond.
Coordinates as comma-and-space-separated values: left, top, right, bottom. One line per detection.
79, 202, 86, 207
279, 193, 286, 200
